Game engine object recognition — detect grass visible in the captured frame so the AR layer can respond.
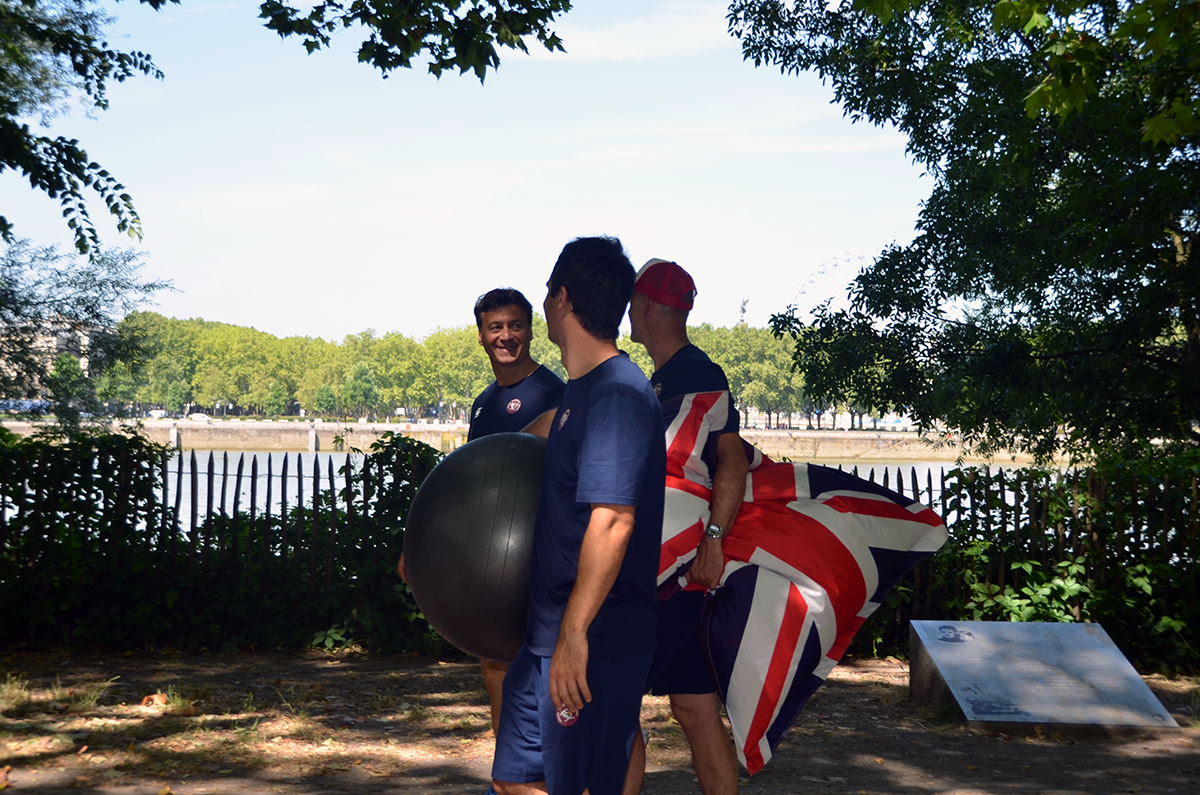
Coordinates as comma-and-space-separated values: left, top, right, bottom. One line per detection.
0, 673, 116, 718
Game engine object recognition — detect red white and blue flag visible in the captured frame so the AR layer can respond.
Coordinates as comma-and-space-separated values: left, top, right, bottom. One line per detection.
658, 391, 948, 774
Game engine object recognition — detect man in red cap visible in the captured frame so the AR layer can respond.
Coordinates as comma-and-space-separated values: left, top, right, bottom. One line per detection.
623, 259, 747, 795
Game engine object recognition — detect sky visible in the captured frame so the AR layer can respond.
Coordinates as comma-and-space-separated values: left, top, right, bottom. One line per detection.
2, 0, 928, 342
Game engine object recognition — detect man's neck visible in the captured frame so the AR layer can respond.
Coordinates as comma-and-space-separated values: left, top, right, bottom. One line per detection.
492, 358, 539, 387
649, 332, 690, 372
560, 329, 620, 380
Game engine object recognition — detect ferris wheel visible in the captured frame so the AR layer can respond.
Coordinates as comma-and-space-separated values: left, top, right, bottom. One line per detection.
789, 248, 882, 321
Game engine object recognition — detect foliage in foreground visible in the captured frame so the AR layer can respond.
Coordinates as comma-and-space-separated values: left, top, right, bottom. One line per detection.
0, 429, 445, 654
852, 451, 1199, 671
3, 428, 1196, 670
735, 0, 1199, 461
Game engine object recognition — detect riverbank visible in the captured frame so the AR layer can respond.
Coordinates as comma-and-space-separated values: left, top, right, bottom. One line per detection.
1, 419, 1035, 464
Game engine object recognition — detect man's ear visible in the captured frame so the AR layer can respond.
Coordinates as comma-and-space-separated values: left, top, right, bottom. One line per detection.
477, 329, 485, 347
550, 285, 571, 314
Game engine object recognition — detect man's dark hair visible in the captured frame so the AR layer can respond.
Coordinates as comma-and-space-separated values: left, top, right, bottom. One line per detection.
549, 236, 634, 340
473, 288, 533, 330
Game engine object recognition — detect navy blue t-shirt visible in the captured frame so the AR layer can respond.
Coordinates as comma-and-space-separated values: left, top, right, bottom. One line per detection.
525, 353, 666, 657
468, 365, 565, 441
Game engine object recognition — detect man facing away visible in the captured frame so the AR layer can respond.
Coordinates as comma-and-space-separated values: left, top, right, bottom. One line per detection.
623, 259, 747, 795
399, 287, 565, 733
489, 237, 666, 795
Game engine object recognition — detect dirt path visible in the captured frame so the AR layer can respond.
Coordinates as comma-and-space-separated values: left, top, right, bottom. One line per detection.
2, 651, 1197, 794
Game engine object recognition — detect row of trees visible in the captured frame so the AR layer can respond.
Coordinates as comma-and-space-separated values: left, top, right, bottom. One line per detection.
94, 312, 831, 426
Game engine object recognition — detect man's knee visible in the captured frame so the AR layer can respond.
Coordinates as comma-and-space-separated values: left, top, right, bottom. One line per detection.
668, 692, 722, 729
492, 779, 546, 795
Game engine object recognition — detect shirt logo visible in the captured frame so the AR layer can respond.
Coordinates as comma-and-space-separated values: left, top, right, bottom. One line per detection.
506, 398, 522, 414
557, 409, 570, 430
474, 407, 483, 419
653, 383, 662, 396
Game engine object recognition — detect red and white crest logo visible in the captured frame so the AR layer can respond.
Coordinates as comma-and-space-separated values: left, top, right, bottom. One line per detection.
557, 409, 570, 430
506, 398, 522, 414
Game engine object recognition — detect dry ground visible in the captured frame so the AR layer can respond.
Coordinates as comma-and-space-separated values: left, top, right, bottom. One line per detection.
1, 650, 1197, 795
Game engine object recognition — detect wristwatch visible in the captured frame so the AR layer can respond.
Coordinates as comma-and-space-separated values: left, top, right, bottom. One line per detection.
704, 522, 724, 540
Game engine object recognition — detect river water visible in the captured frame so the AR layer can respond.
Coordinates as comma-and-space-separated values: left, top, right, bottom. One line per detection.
163, 451, 358, 526
160, 451, 1008, 524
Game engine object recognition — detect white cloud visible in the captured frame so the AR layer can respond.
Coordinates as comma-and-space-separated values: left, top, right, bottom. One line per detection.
531, 1, 736, 62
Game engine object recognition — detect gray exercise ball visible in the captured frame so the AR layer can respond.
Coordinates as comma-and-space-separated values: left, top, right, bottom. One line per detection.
403, 432, 545, 662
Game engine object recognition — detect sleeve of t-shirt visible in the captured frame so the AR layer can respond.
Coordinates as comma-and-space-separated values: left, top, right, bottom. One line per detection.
717, 387, 739, 435
697, 364, 739, 437
467, 393, 485, 442
575, 385, 657, 507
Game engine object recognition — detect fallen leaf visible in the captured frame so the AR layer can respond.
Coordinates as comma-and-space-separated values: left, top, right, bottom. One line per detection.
367, 770, 391, 778
141, 693, 169, 707
77, 745, 88, 755
158, 788, 174, 795
967, 765, 977, 770
0, 764, 11, 789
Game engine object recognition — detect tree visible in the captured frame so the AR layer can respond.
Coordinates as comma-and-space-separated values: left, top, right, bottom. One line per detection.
3, 0, 569, 252
264, 380, 289, 415
342, 361, 379, 418
164, 379, 187, 413
733, 0, 1199, 461
313, 383, 337, 416
45, 351, 93, 430
0, 239, 169, 403
414, 326, 491, 418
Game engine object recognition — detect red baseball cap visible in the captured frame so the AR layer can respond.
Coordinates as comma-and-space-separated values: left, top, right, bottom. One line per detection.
634, 258, 697, 310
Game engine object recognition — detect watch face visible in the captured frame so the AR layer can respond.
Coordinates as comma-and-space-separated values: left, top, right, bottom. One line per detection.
705, 523, 722, 539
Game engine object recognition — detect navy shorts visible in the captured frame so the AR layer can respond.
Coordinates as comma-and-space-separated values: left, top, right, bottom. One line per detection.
646, 590, 716, 696
492, 644, 652, 795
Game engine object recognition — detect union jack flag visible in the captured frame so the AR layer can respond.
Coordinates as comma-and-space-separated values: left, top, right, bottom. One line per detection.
658, 391, 948, 774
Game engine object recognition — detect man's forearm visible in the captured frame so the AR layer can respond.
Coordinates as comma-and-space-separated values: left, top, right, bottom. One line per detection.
549, 503, 636, 712
709, 433, 748, 533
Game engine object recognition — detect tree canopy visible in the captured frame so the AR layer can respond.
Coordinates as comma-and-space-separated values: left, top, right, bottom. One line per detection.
258, 0, 568, 80
93, 312, 816, 425
732, 0, 1199, 461
838, 0, 1200, 142
2, 0, 570, 253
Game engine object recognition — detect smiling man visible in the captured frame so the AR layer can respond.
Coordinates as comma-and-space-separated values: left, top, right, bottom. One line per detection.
468, 288, 565, 441
399, 287, 564, 735
468, 288, 567, 732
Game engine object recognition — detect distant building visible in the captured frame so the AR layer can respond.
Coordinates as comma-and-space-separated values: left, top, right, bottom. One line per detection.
0, 315, 96, 401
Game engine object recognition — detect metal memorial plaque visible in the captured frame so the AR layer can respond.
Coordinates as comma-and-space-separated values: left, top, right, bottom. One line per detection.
910, 620, 1177, 731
